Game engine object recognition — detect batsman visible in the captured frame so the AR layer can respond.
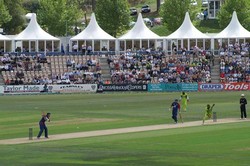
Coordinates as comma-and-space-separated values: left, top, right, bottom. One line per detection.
202, 104, 215, 125
37, 112, 51, 139
179, 91, 189, 112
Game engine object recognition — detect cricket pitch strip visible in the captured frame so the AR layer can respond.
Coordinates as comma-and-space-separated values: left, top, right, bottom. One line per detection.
0, 118, 249, 145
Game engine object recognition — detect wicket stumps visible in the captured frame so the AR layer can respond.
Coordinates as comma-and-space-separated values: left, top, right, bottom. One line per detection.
29, 128, 33, 140
213, 112, 217, 122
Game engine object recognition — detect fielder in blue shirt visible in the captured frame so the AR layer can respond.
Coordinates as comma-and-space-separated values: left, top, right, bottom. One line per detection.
169, 99, 180, 124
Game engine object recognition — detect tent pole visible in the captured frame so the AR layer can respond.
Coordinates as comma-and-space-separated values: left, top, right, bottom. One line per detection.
100, 40, 102, 51
176, 40, 178, 51
124, 40, 126, 52
28, 41, 31, 52
107, 40, 110, 52
92, 40, 94, 52
43, 40, 47, 51
36, 40, 39, 52
211, 38, 214, 54
4, 41, 6, 52
155, 39, 157, 50
44, 41, 46, 55
52, 41, 54, 52
164, 39, 167, 53
76, 40, 79, 52
203, 39, 205, 50
132, 40, 134, 51
171, 40, 173, 55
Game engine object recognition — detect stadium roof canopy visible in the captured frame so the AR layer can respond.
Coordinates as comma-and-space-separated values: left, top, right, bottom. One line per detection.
14, 13, 59, 41
0, 34, 11, 41
214, 11, 250, 38
166, 12, 210, 39
71, 13, 115, 40
119, 13, 161, 40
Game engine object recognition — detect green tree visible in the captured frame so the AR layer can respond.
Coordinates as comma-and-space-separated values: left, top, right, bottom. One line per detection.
217, 0, 250, 30
0, 0, 11, 27
23, 0, 40, 13
160, 0, 191, 32
2, 0, 25, 34
38, 0, 82, 36
95, 0, 130, 37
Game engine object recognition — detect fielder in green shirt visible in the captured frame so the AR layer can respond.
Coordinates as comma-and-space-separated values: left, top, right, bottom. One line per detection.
179, 91, 189, 112
202, 104, 215, 125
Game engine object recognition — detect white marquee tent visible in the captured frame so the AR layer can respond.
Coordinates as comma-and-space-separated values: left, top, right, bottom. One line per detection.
213, 11, 250, 50
165, 12, 210, 52
14, 13, 60, 53
0, 34, 11, 52
119, 13, 162, 51
214, 11, 250, 39
70, 13, 116, 52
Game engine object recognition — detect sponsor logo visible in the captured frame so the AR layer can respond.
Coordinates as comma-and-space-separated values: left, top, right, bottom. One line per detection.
91, 85, 96, 90
224, 83, 249, 90
3, 85, 41, 93
56, 84, 97, 92
102, 84, 147, 91
199, 84, 224, 90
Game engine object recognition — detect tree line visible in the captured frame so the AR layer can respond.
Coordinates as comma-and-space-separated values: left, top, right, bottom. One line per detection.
0, 0, 249, 37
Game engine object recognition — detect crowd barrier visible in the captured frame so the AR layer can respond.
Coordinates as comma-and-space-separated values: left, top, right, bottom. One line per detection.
0, 83, 249, 95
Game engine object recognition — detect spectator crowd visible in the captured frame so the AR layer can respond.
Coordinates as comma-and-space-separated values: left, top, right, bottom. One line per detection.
219, 42, 250, 83
0, 43, 249, 86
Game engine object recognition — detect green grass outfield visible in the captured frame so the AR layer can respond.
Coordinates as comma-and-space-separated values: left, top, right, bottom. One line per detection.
0, 91, 249, 165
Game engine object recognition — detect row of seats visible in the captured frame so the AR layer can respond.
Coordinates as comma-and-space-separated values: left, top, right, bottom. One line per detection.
0, 54, 102, 85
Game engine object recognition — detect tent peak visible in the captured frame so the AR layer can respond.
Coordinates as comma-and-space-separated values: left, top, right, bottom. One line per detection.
70, 13, 115, 40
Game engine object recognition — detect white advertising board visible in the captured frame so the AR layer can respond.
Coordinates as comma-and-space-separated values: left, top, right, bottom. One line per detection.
0, 84, 97, 94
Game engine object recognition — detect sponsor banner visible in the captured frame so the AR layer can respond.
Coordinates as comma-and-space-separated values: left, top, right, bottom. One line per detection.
148, 84, 165, 92
52, 84, 97, 93
0, 84, 97, 94
181, 83, 198, 91
224, 82, 249, 91
148, 83, 198, 92
199, 83, 250, 91
199, 83, 224, 91
0, 85, 44, 94
102, 84, 147, 91
165, 83, 182, 91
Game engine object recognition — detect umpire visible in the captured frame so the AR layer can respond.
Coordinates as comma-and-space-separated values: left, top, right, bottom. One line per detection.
240, 94, 247, 119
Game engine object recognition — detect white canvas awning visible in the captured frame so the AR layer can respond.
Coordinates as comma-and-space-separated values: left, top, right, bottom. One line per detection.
214, 11, 250, 38
15, 13, 59, 40
71, 13, 115, 40
166, 12, 210, 39
119, 13, 160, 40
0, 34, 11, 41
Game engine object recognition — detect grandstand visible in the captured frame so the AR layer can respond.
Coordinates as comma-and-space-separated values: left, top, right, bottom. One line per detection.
0, 42, 249, 85
0, 53, 102, 85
